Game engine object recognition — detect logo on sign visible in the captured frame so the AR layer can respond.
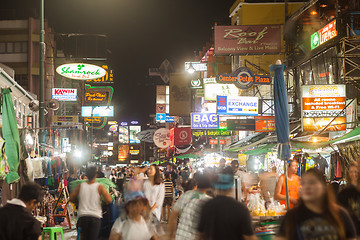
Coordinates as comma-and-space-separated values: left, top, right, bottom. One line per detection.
217, 96, 258, 116
156, 104, 166, 113
52, 88, 77, 101
56, 63, 107, 80
190, 79, 203, 89
216, 67, 271, 89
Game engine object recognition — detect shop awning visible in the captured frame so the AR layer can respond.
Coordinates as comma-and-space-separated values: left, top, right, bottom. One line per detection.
225, 135, 277, 152
175, 153, 201, 159
243, 144, 277, 155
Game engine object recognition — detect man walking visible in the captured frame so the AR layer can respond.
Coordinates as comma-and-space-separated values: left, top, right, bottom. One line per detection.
70, 166, 112, 240
0, 182, 43, 240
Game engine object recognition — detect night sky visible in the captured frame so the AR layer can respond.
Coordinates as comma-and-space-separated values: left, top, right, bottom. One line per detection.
4, 0, 234, 124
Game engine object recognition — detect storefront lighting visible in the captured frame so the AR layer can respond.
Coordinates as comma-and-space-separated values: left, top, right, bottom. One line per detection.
319, 4, 327, 8
310, 10, 318, 15
187, 63, 196, 74
74, 149, 82, 158
312, 137, 318, 143
107, 132, 112, 136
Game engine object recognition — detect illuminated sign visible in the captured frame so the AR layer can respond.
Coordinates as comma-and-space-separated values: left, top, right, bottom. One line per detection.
185, 62, 207, 72
85, 65, 113, 83
226, 119, 255, 131
204, 84, 238, 101
56, 63, 106, 80
118, 145, 129, 160
120, 122, 128, 126
84, 117, 102, 124
255, 116, 275, 132
52, 88, 77, 101
83, 84, 113, 104
191, 113, 219, 129
129, 126, 141, 144
129, 145, 140, 155
303, 117, 346, 132
153, 128, 171, 148
217, 67, 271, 89
81, 106, 114, 117
190, 79, 203, 89
119, 126, 129, 144
52, 116, 78, 123
217, 96, 258, 116
108, 121, 118, 125
311, 20, 337, 50
192, 129, 231, 137
130, 121, 139, 125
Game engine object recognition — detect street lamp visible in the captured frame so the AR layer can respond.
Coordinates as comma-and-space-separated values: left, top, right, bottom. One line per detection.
187, 63, 196, 74
39, 0, 45, 148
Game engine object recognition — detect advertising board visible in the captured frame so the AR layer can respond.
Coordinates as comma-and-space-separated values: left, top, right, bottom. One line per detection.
302, 117, 346, 132
209, 139, 218, 145
216, 67, 271, 89
153, 128, 171, 148
191, 113, 219, 129
81, 106, 114, 117
255, 116, 275, 132
52, 116, 79, 123
52, 88, 77, 101
226, 119, 255, 131
204, 84, 238, 101
174, 127, 192, 146
311, 20, 337, 50
214, 25, 281, 55
56, 63, 106, 80
185, 62, 207, 72
217, 96, 258, 116
129, 126, 141, 144
119, 126, 129, 144
85, 65, 113, 83
192, 129, 231, 137
83, 85, 113, 104
118, 145, 129, 161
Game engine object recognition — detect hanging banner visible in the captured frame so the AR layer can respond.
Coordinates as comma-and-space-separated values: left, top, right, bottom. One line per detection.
255, 116, 275, 132
346, 99, 357, 129
311, 19, 337, 50
174, 127, 192, 146
214, 25, 281, 55
191, 113, 219, 129
217, 96, 258, 116
153, 128, 171, 148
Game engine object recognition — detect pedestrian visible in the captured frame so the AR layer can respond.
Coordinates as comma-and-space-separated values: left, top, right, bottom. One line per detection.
175, 172, 213, 240
259, 166, 278, 204
0, 182, 43, 240
183, 178, 197, 192
276, 168, 356, 240
218, 158, 226, 170
70, 166, 112, 240
162, 172, 174, 223
231, 160, 247, 202
274, 160, 300, 209
197, 167, 257, 240
338, 161, 360, 236
143, 164, 165, 223
109, 191, 157, 240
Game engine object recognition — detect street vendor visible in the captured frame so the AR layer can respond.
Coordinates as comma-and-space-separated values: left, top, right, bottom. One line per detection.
274, 160, 300, 209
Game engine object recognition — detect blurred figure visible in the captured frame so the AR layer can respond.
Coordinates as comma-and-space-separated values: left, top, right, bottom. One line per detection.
275, 160, 300, 209
175, 172, 213, 240
338, 161, 360, 236
0, 183, 43, 240
197, 167, 256, 240
97, 166, 105, 178
231, 160, 247, 202
104, 165, 112, 178
143, 165, 165, 223
70, 166, 112, 240
109, 191, 157, 240
259, 166, 278, 204
276, 168, 356, 240
180, 167, 190, 183
218, 158, 226, 170
183, 178, 198, 192
162, 173, 174, 223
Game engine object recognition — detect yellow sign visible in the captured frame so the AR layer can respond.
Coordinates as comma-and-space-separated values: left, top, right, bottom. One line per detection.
86, 65, 113, 83
84, 117, 102, 123
85, 92, 107, 102
108, 121, 118, 125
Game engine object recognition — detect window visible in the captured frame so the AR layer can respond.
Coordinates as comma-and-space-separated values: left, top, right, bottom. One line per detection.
0, 43, 5, 52
0, 42, 28, 53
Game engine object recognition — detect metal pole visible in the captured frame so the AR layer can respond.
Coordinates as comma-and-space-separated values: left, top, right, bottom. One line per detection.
284, 160, 290, 210
90, 107, 94, 162
39, 0, 45, 147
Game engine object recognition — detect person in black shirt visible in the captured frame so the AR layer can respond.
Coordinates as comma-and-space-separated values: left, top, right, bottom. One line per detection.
277, 168, 356, 240
0, 182, 43, 240
197, 167, 256, 240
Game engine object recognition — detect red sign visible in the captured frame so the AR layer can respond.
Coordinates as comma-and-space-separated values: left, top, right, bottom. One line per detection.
210, 139, 218, 145
174, 127, 192, 146
255, 116, 275, 132
214, 25, 281, 55
219, 139, 226, 145
156, 104, 166, 113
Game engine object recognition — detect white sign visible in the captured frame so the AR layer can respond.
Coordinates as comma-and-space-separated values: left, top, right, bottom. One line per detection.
185, 62, 208, 72
217, 96, 258, 116
153, 128, 171, 149
302, 85, 346, 98
56, 63, 107, 80
81, 106, 114, 117
52, 88, 77, 101
346, 99, 357, 129
204, 83, 239, 101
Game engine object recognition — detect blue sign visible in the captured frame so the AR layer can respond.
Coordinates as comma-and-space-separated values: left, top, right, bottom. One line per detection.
191, 113, 219, 129
156, 113, 166, 122
166, 116, 175, 123
217, 96, 258, 116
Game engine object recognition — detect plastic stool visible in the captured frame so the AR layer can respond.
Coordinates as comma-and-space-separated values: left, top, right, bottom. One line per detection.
42, 227, 64, 240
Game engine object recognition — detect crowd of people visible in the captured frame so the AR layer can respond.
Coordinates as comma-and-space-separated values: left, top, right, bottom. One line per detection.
0, 159, 360, 240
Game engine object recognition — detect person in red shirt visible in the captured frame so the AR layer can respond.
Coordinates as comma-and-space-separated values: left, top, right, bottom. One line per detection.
275, 160, 300, 209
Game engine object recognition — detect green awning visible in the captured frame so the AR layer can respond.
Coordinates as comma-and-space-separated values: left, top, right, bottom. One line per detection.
175, 153, 201, 159
243, 144, 276, 155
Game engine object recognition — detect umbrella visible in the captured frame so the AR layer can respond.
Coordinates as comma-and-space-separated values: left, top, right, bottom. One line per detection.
1, 88, 21, 183
270, 61, 290, 210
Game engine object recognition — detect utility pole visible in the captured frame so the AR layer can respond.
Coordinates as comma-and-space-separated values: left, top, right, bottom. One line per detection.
39, 0, 45, 147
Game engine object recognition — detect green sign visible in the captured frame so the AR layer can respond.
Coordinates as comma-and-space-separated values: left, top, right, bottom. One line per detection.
311, 31, 320, 50
190, 79, 203, 89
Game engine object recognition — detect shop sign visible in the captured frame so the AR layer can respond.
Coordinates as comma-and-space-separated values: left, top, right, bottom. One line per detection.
131, 121, 139, 125
84, 117, 102, 124
120, 122, 128, 126
156, 113, 166, 122
216, 67, 271, 89
217, 96, 258, 116
109, 125, 118, 133
108, 121, 117, 125
84, 84, 113, 104
56, 63, 106, 80
203, 78, 216, 84
174, 127, 192, 146
129, 126, 141, 144
204, 83, 238, 101
52, 115, 78, 123
118, 145, 129, 160
191, 113, 219, 129
52, 88, 77, 101
255, 116, 275, 132
346, 99, 357, 129
81, 106, 114, 117
311, 19, 337, 50
190, 79, 203, 89
196, 89, 205, 97
226, 119, 255, 131
302, 85, 346, 118
185, 62, 207, 72
192, 129, 231, 137
85, 65, 114, 83
129, 145, 140, 155
119, 126, 129, 144
156, 104, 166, 113
214, 25, 281, 55
302, 117, 346, 132
153, 128, 171, 148
219, 139, 226, 145
165, 116, 175, 123
210, 139, 218, 145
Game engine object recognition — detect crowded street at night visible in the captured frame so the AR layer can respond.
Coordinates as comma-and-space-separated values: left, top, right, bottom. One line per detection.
0, 0, 360, 239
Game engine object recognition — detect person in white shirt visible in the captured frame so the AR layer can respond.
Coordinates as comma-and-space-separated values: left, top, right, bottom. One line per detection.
143, 164, 165, 222
109, 191, 157, 240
